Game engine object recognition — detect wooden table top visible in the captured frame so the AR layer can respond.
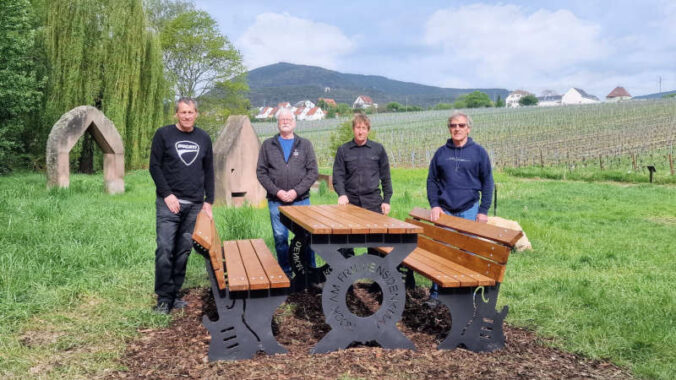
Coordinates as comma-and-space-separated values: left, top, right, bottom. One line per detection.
279, 204, 423, 235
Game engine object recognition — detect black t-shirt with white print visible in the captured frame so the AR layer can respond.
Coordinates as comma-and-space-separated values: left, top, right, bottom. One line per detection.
149, 124, 214, 204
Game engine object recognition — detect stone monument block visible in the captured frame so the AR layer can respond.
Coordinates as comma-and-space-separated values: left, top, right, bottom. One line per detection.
46, 106, 125, 194
213, 116, 267, 207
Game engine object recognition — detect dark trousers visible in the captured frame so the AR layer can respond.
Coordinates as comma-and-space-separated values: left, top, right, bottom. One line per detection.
341, 199, 382, 258
155, 198, 202, 304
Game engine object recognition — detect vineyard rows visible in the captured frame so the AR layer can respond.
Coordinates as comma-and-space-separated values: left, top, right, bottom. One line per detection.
253, 99, 676, 170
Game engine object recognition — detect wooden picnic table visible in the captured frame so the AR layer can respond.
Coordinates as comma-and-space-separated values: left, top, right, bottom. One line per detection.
279, 204, 422, 354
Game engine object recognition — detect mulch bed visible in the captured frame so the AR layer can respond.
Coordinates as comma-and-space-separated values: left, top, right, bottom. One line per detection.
108, 285, 633, 379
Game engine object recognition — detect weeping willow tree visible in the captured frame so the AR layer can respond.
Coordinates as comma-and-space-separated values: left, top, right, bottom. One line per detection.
42, 0, 168, 170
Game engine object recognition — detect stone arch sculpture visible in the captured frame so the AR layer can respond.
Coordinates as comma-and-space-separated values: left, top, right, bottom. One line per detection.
213, 115, 266, 207
46, 106, 125, 194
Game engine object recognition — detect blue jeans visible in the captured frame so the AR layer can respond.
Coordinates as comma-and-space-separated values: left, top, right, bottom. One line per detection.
268, 197, 316, 275
430, 201, 480, 299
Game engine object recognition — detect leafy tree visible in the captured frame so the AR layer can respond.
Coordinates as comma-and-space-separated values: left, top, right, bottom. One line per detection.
386, 102, 403, 112
0, 0, 43, 173
662, 93, 676, 99
197, 75, 250, 136
41, 0, 167, 170
495, 95, 505, 107
432, 103, 454, 110
144, 0, 195, 32
519, 94, 539, 106
454, 91, 493, 108
161, 10, 246, 98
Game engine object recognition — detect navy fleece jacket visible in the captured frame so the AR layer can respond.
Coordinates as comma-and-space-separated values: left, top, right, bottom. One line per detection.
427, 137, 494, 215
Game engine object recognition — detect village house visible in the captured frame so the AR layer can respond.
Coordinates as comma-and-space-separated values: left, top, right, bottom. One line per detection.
505, 90, 533, 108
255, 100, 326, 121
353, 95, 377, 109
318, 97, 336, 107
606, 86, 632, 102
561, 88, 600, 105
537, 91, 562, 107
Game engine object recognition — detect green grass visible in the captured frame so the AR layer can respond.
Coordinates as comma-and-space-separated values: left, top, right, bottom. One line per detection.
0, 169, 674, 379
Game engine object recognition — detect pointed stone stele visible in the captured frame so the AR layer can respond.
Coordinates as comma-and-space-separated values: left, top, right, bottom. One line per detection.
46, 106, 125, 194
213, 116, 267, 207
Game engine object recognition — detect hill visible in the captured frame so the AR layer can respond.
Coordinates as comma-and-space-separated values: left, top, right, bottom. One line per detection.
633, 89, 676, 99
244, 62, 509, 107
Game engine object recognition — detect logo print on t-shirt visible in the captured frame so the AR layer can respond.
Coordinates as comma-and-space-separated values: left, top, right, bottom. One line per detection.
175, 141, 199, 166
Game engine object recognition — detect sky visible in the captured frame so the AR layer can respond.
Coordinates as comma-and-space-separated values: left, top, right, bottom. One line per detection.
194, 0, 676, 99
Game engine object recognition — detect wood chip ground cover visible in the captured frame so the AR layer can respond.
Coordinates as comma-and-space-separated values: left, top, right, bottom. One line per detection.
108, 286, 633, 379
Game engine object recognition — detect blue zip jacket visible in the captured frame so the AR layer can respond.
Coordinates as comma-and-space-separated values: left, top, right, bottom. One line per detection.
427, 137, 494, 215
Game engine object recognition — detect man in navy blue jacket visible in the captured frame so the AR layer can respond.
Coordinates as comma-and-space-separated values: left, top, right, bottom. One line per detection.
426, 110, 494, 303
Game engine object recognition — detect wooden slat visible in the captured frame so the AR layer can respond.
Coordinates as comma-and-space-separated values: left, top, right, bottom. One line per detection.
295, 206, 352, 234
191, 211, 226, 290
315, 205, 384, 233
406, 218, 511, 264
250, 239, 290, 289
375, 246, 495, 287
418, 236, 507, 282
279, 206, 332, 234
236, 240, 270, 290
344, 204, 422, 234
410, 207, 523, 246
223, 240, 248, 292
414, 249, 494, 286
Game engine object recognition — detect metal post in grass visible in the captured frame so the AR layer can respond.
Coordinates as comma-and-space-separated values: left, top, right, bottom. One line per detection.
647, 165, 656, 183
493, 184, 498, 216
669, 153, 674, 175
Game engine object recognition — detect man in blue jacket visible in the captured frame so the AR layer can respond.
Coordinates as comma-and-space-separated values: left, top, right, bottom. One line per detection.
426, 110, 494, 303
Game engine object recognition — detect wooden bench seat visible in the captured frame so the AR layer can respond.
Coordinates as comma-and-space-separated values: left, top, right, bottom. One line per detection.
377, 207, 523, 352
192, 211, 289, 361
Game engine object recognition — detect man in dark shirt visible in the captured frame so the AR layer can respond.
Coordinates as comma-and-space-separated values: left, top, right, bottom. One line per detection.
149, 97, 214, 314
333, 114, 393, 257
256, 109, 318, 276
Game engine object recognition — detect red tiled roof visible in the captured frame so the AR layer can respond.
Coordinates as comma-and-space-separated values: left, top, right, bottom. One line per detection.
294, 107, 305, 115
318, 98, 336, 106
307, 107, 321, 116
607, 86, 631, 98
357, 95, 373, 104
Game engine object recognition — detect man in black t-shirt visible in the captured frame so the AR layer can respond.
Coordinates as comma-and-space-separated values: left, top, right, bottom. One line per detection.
149, 97, 214, 314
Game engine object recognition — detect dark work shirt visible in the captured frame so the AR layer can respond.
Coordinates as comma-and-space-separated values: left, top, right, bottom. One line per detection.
149, 124, 214, 204
332, 139, 393, 207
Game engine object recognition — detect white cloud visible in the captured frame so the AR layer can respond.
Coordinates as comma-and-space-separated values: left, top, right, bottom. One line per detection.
423, 4, 610, 88
237, 12, 354, 70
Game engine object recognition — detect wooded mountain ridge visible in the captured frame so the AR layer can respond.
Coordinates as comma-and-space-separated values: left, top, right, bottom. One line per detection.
244, 62, 509, 107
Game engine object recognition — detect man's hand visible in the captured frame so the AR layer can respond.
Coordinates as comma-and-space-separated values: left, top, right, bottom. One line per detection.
381, 203, 391, 215
287, 189, 298, 202
430, 206, 443, 222
476, 213, 488, 223
164, 194, 180, 214
202, 202, 213, 219
276, 189, 290, 203
338, 195, 349, 205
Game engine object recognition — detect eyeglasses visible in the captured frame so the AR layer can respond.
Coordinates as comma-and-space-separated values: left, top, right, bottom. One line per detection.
448, 123, 467, 129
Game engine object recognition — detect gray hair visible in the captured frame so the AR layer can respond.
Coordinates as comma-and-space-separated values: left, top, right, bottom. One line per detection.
448, 110, 473, 128
175, 97, 198, 113
277, 108, 295, 121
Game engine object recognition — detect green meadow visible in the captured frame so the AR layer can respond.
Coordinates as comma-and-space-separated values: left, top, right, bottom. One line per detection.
0, 169, 674, 379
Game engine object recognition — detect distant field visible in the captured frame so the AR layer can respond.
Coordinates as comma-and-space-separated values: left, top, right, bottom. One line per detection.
253, 99, 676, 172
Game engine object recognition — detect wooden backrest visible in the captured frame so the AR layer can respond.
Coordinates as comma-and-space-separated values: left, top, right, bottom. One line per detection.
192, 211, 226, 290
223, 239, 290, 291
408, 207, 524, 282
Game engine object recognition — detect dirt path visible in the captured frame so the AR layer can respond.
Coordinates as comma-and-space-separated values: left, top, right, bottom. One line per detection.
109, 286, 632, 379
